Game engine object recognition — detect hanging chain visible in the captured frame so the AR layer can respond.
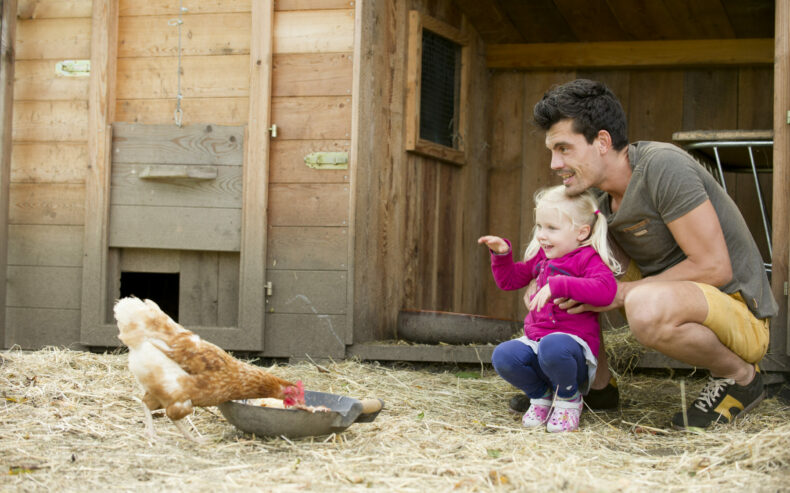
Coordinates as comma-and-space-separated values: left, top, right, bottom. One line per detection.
168, 0, 188, 126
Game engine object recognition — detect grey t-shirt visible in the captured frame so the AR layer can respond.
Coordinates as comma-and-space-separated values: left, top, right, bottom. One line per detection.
599, 141, 777, 319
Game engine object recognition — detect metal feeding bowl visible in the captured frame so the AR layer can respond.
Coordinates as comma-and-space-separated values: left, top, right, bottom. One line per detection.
218, 390, 384, 438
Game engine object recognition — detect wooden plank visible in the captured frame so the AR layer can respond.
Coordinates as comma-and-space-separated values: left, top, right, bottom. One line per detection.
263, 313, 345, 359
682, 69, 738, 130
179, 250, 219, 326
486, 39, 775, 70
275, 0, 352, 11
111, 123, 244, 165
0, 0, 17, 347
12, 101, 88, 142
236, 0, 273, 350
217, 252, 239, 327
418, 159, 437, 309
15, 18, 91, 60
116, 55, 249, 99
7, 224, 83, 267
9, 183, 84, 225
14, 60, 89, 101
737, 68, 774, 130
119, 248, 180, 273
6, 307, 82, 350
345, 0, 359, 343
273, 10, 354, 54
268, 183, 348, 226
269, 139, 350, 183
7, 265, 81, 308
119, 0, 251, 16
108, 205, 241, 251
489, 72, 523, 170
115, 97, 248, 126
451, 0, 523, 43
404, 10, 421, 153
721, 0, 775, 38
267, 226, 347, 270
270, 96, 352, 139
672, 130, 774, 142
11, 143, 86, 184
627, 70, 683, 143
111, 164, 242, 208
118, 13, 250, 58
551, 0, 628, 42
495, 0, 574, 43
774, 0, 790, 355
272, 53, 353, 97
17, 0, 92, 19
347, 342, 494, 364
435, 164, 458, 311
660, 0, 736, 39
265, 270, 346, 314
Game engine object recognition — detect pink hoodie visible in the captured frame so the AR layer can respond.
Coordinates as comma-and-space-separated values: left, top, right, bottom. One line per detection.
489, 240, 617, 357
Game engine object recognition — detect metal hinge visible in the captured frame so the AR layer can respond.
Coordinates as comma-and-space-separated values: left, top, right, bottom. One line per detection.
269, 124, 278, 138
787, 110, 790, 125
264, 281, 273, 296
784, 281, 788, 296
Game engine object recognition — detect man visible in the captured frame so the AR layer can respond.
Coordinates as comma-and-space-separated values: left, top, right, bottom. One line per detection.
521, 78, 776, 429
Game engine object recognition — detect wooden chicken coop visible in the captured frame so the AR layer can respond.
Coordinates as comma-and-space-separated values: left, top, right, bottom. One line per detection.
0, 0, 788, 372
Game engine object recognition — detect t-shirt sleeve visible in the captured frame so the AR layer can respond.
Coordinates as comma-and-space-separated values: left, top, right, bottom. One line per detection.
645, 150, 709, 223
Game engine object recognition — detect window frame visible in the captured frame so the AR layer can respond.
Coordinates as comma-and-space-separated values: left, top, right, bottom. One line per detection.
405, 10, 470, 166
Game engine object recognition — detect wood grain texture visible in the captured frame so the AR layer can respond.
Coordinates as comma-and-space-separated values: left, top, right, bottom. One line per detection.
265, 270, 347, 314
118, 13, 250, 57
270, 96, 352, 139
12, 101, 88, 142
9, 183, 84, 225
272, 53, 353, 97
268, 183, 349, 226
15, 18, 91, 60
111, 123, 244, 165
8, 265, 82, 308
627, 70, 683, 143
115, 97, 249, 125
772, 0, 789, 353
7, 224, 83, 267
17, 0, 92, 19
13, 60, 89, 101
269, 139, 350, 183
273, 9, 354, 54
6, 307, 82, 350
263, 313, 346, 358
682, 69, 738, 130
118, 0, 250, 16
267, 226, 347, 270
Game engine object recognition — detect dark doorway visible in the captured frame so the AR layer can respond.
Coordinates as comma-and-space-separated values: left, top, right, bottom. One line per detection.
120, 272, 180, 321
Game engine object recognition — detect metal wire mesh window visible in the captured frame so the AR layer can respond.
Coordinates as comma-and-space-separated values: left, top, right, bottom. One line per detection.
419, 30, 461, 149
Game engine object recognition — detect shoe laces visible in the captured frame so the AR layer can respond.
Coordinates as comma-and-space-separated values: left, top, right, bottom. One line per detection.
693, 376, 735, 412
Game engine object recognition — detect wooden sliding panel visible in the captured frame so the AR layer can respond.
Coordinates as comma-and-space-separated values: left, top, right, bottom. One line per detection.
774, 0, 790, 354
80, 0, 117, 344
0, 0, 16, 347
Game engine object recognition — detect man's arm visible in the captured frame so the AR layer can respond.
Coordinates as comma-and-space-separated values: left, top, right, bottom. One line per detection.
567, 199, 731, 312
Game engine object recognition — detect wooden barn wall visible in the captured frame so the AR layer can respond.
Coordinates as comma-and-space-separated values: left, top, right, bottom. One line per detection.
353, 0, 489, 342
6, 0, 356, 354
8, 1, 92, 348
484, 67, 775, 327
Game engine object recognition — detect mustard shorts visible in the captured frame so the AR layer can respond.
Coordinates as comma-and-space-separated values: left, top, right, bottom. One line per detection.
621, 261, 769, 364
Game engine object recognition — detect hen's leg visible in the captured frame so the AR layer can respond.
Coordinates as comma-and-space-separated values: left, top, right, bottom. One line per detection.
172, 417, 205, 443
132, 395, 158, 438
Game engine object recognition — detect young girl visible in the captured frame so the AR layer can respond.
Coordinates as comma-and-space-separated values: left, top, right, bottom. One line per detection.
478, 185, 620, 432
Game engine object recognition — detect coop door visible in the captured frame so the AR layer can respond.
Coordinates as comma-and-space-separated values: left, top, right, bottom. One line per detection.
78, 122, 268, 351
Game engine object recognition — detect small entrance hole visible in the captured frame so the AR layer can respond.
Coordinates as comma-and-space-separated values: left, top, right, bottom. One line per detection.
120, 272, 180, 321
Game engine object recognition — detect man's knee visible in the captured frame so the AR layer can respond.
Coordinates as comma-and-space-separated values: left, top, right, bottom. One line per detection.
624, 285, 677, 347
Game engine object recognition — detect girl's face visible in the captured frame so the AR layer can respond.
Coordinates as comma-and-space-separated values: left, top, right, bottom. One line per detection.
534, 205, 590, 259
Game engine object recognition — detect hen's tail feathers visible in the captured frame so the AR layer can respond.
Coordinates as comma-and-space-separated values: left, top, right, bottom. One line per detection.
115, 296, 184, 347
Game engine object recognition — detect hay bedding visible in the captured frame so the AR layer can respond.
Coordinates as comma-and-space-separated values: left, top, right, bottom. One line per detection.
1, 344, 789, 493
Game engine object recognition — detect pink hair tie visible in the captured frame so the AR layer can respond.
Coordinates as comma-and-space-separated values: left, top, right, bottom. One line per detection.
594, 209, 601, 215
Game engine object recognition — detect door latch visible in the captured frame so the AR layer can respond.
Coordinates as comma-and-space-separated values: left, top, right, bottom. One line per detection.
269, 124, 278, 138
264, 281, 273, 296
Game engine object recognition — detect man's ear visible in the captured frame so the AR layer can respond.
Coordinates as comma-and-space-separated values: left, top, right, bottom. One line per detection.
577, 224, 591, 242
596, 130, 612, 153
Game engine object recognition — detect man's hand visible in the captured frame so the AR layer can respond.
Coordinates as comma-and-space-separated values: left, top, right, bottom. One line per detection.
555, 281, 629, 314
477, 235, 509, 254
528, 284, 553, 312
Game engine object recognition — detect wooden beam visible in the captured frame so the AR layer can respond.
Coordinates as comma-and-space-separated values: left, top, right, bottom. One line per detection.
773, 0, 790, 355
0, 0, 17, 348
80, 0, 117, 341
486, 38, 774, 69
237, 0, 274, 350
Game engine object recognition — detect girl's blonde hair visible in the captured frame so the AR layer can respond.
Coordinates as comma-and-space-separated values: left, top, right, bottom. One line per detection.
523, 185, 621, 275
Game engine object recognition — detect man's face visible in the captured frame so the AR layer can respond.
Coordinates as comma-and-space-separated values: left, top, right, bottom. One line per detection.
545, 119, 604, 195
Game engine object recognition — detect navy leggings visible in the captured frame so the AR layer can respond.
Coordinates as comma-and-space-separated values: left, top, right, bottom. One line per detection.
491, 333, 588, 399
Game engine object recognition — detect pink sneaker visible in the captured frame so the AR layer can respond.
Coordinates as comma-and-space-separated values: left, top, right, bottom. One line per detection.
547, 397, 583, 432
522, 398, 552, 428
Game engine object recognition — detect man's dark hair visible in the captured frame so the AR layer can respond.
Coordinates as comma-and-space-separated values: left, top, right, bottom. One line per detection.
533, 79, 628, 151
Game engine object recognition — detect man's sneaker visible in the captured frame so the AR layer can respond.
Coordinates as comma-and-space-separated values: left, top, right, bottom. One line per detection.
671, 368, 765, 430
508, 377, 619, 413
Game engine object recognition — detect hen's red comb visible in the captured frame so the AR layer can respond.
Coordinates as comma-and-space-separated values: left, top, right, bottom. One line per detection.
283, 380, 305, 407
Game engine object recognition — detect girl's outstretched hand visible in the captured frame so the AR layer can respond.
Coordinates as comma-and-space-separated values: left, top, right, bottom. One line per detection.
528, 284, 553, 312
477, 235, 509, 254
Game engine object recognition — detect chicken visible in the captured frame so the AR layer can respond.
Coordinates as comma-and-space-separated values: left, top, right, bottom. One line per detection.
114, 296, 305, 442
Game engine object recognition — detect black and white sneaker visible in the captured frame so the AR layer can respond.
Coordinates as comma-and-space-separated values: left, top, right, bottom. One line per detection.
672, 367, 765, 430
